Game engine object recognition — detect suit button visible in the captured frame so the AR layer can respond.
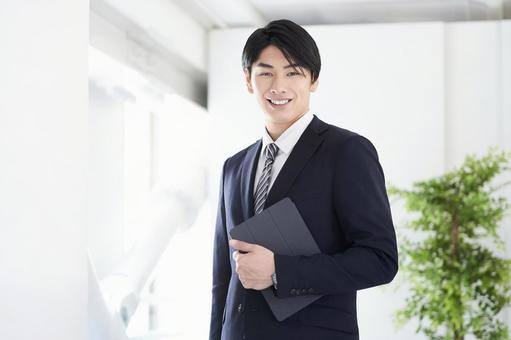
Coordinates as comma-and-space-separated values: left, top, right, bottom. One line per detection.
290, 288, 297, 295
301, 288, 307, 294
237, 303, 243, 313
308, 288, 315, 294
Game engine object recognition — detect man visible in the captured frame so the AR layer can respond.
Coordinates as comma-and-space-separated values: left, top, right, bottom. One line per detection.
209, 19, 398, 340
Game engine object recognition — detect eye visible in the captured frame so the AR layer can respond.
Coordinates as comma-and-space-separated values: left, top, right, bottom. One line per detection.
259, 72, 272, 76
287, 71, 301, 76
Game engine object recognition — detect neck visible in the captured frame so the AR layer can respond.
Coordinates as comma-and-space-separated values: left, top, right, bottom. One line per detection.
266, 112, 306, 141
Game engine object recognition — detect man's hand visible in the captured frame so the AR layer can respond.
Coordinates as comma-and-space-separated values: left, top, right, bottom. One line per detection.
229, 239, 275, 290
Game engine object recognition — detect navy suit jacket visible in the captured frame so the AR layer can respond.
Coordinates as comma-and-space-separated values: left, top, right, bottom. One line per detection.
209, 115, 398, 340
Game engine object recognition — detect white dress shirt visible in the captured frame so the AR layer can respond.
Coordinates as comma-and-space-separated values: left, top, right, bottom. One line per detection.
253, 111, 314, 197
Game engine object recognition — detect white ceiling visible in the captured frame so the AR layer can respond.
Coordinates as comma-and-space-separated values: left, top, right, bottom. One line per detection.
172, 0, 511, 29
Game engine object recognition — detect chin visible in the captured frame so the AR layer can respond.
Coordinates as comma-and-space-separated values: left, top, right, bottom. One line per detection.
264, 110, 294, 124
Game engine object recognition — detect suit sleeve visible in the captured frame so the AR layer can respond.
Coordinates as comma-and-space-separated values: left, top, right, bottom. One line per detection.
209, 159, 232, 340
273, 135, 398, 297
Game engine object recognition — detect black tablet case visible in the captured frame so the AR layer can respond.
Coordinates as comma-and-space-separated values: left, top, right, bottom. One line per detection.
229, 197, 323, 321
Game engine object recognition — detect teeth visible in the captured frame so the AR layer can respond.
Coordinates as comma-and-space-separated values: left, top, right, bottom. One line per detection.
270, 99, 290, 105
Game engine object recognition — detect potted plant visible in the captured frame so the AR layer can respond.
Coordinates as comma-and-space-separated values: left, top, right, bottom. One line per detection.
389, 147, 511, 340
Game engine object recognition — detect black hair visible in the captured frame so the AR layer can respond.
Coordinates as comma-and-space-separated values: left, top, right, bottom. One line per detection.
241, 19, 321, 83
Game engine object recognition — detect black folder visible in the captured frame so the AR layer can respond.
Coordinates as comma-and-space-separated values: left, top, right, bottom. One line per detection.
229, 197, 323, 321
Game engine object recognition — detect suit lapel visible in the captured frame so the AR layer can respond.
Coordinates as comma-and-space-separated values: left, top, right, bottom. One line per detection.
265, 115, 328, 208
240, 139, 262, 220
239, 115, 329, 220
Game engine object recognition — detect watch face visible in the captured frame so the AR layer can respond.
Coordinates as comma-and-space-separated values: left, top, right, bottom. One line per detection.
271, 273, 277, 288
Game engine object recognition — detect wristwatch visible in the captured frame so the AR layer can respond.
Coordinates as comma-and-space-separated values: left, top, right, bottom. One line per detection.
271, 272, 278, 290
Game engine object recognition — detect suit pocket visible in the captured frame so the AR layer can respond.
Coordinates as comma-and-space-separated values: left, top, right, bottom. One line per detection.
297, 304, 358, 334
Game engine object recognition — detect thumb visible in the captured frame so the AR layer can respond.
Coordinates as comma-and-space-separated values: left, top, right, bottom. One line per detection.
229, 239, 256, 252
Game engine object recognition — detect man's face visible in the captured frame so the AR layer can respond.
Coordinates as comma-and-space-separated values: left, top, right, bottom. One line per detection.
244, 45, 318, 125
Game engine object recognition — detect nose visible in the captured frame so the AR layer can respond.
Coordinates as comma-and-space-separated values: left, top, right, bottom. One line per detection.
270, 75, 287, 94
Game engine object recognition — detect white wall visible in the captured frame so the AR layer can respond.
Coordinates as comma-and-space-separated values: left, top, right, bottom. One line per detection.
445, 21, 506, 167
208, 20, 511, 339
0, 1, 88, 340
88, 79, 126, 279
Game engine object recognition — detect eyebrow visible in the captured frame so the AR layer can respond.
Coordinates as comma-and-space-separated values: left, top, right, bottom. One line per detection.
255, 62, 303, 69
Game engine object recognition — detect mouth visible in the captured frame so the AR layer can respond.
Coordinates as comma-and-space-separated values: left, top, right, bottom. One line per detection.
266, 98, 293, 108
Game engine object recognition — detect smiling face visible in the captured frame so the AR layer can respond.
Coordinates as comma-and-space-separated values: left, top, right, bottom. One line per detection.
244, 45, 319, 127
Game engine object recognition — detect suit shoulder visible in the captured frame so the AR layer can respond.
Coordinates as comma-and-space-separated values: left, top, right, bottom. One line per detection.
323, 123, 367, 146
325, 124, 358, 140
223, 140, 259, 169
321, 122, 378, 157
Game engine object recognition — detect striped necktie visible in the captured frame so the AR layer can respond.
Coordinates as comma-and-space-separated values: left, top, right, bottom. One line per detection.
254, 142, 279, 214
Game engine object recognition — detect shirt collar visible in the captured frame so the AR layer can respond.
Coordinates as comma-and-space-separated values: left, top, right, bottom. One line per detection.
261, 110, 314, 156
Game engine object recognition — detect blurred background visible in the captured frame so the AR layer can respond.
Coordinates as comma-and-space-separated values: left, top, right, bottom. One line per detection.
1, 1, 510, 340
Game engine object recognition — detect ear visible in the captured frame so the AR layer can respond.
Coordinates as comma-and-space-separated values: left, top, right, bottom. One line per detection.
244, 68, 254, 94
310, 78, 319, 92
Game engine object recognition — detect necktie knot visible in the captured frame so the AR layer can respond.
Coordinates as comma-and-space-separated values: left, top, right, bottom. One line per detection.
266, 143, 278, 161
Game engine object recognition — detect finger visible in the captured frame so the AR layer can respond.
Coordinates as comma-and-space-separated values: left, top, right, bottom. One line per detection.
238, 275, 251, 289
233, 251, 248, 264
229, 239, 256, 252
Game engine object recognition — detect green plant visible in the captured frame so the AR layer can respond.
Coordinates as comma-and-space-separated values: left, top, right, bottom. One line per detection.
389, 147, 511, 340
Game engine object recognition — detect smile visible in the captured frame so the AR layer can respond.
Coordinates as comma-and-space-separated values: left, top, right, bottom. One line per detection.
267, 98, 292, 106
